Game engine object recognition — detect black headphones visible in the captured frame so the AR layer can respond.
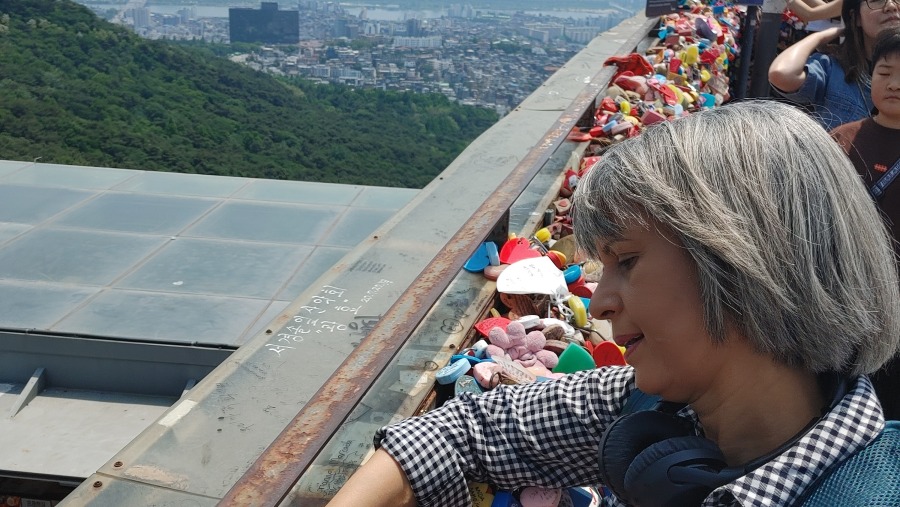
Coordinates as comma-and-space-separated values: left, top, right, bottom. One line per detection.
597, 375, 849, 507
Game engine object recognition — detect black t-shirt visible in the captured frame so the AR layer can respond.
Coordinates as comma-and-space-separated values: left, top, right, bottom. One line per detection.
831, 117, 900, 420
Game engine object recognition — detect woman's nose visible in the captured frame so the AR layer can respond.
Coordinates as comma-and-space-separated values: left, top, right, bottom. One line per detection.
589, 269, 622, 320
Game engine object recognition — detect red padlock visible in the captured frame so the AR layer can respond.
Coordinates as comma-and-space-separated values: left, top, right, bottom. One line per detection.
600, 96, 618, 113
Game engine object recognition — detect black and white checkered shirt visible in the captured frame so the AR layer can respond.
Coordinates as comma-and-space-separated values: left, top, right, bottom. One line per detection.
375, 366, 885, 507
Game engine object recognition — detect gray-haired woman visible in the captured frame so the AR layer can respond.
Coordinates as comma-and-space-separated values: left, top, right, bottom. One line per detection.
327, 100, 900, 507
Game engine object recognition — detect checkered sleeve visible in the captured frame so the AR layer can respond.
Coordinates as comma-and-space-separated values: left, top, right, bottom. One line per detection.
375, 366, 635, 507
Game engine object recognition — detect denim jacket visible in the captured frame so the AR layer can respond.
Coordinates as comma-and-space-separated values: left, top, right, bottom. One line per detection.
776, 52, 873, 131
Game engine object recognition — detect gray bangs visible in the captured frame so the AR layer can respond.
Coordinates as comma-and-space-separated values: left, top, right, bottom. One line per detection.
571, 140, 669, 260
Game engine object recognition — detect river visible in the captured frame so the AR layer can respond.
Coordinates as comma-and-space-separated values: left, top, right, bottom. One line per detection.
78, 2, 610, 20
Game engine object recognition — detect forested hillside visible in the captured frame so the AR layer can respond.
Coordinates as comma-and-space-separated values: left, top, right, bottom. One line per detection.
0, 0, 499, 188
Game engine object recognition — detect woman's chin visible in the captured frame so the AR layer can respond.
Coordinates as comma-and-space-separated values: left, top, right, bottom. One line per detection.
633, 372, 662, 397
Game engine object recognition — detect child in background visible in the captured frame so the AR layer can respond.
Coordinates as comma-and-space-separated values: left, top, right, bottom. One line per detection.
769, 0, 900, 129
830, 27, 900, 420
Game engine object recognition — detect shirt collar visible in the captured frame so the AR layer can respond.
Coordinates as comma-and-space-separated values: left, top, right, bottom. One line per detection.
691, 375, 885, 506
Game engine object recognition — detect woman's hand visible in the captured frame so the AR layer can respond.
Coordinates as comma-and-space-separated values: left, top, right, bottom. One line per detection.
816, 26, 845, 43
768, 27, 844, 93
787, 0, 844, 22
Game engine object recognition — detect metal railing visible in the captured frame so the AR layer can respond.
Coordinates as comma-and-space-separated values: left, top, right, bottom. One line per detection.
60, 14, 658, 507
220, 17, 658, 507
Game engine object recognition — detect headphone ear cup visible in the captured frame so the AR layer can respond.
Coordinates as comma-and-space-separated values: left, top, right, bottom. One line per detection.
598, 410, 695, 503
623, 436, 727, 507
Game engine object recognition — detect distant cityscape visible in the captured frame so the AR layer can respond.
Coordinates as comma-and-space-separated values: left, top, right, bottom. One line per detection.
78, 1, 641, 115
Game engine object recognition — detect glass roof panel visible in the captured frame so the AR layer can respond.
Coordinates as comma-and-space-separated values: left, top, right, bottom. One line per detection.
3, 164, 139, 189
239, 300, 292, 345
51, 193, 218, 234
118, 238, 315, 299
0, 228, 165, 285
112, 171, 250, 198
54, 289, 270, 346
234, 179, 362, 206
0, 223, 32, 246
276, 246, 351, 301
0, 185, 95, 224
0, 280, 100, 329
0, 160, 29, 176
319, 208, 397, 247
0, 161, 417, 348
352, 186, 418, 209
184, 201, 341, 244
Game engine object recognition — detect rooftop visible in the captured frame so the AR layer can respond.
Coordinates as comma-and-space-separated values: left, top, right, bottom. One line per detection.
0, 160, 416, 480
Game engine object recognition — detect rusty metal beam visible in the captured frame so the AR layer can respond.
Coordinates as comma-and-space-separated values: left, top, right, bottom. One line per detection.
218, 22, 654, 507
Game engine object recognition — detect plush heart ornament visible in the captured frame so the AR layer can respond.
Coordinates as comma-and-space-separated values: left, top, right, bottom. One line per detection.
499, 237, 541, 264
497, 256, 568, 296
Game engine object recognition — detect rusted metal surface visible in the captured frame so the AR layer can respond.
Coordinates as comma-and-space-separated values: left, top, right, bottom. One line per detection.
218, 20, 656, 507
218, 138, 573, 507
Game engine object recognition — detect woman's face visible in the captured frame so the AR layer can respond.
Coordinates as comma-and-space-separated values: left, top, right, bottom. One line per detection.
589, 219, 731, 402
857, 0, 900, 52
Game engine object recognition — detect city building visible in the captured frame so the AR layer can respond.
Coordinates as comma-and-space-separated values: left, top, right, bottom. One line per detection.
229, 2, 300, 44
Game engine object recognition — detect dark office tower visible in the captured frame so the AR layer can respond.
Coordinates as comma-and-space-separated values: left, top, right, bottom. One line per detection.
333, 18, 351, 38
406, 18, 422, 37
229, 2, 300, 44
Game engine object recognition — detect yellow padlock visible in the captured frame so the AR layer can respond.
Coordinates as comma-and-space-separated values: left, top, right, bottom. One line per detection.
534, 227, 551, 244
568, 295, 588, 328
684, 45, 700, 65
667, 84, 684, 104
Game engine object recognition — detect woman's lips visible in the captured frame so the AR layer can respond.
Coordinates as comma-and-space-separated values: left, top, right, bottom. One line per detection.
623, 335, 643, 361
615, 334, 644, 361
614, 333, 641, 347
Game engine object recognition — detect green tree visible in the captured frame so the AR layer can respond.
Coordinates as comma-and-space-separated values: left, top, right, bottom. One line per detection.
0, 0, 499, 189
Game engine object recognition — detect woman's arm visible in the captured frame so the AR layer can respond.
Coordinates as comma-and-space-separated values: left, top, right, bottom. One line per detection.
327, 367, 633, 507
327, 449, 416, 507
769, 26, 843, 93
787, 0, 843, 22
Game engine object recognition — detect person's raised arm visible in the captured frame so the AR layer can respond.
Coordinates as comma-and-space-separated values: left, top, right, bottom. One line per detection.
787, 0, 843, 22
769, 26, 843, 93
327, 449, 416, 507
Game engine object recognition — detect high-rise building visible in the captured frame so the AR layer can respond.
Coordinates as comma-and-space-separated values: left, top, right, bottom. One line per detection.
406, 18, 423, 37
131, 7, 150, 29
229, 2, 300, 44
